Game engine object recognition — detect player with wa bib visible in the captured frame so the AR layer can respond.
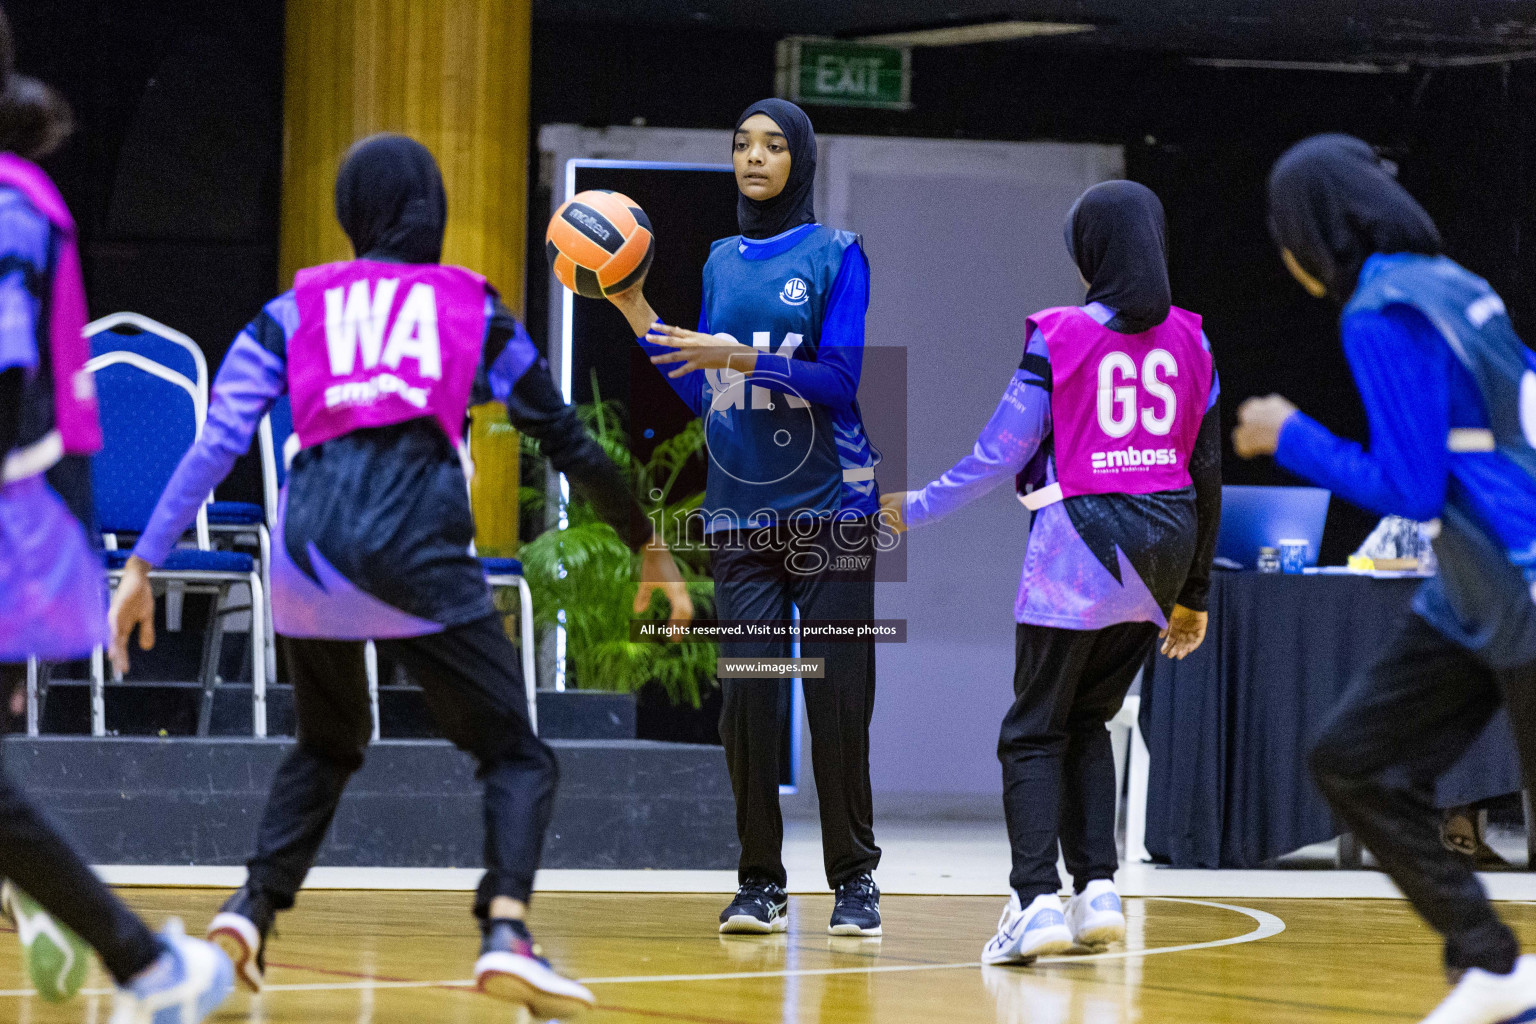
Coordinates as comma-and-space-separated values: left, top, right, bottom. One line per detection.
107, 135, 690, 1020
883, 181, 1221, 964
1237, 135, 1536, 1024
608, 99, 886, 937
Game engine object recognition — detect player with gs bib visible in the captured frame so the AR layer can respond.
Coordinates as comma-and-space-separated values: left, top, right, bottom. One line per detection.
883, 181, 1222, 964
607, 99, 886, 937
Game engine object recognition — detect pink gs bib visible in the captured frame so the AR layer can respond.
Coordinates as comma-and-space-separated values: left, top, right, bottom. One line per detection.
1036, 306, 1211, 499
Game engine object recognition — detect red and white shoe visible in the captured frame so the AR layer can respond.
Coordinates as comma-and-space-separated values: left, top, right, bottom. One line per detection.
205, 886, 273, 993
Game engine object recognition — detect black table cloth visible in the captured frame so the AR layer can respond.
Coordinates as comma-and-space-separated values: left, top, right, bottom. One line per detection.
1142, 571, 1523, 869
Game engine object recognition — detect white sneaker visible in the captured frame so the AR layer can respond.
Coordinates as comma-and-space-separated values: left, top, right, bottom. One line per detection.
108, 919, 234, 1024
982, 893, 1074, 965
1064, 880, 1125, 949
1421, 955, 1536, 1024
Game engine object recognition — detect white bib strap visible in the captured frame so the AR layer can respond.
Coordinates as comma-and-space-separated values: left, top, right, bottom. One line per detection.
1017, 481, 1064, 512
1, 429, 63, 484
842, 466, 876, 483
1447, 428, 1496, 453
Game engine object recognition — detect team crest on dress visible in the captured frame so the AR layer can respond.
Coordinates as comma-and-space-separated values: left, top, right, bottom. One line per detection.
779, 277, 809, 306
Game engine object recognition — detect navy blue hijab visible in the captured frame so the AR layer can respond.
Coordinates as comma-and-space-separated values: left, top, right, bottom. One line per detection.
1064, 180, 1172, 334
733, 99, 817, 240
1268, 134, 1442, 302
335, 134, 448, 264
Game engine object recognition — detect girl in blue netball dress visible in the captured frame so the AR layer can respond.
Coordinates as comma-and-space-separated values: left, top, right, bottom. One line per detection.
608, 99, 884, 936
1238, 134, 1536, 1024
109, 134, 689, 1019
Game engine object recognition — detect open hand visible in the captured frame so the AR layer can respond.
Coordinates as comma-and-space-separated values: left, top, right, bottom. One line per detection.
107, 555, 156, 675
1232, 395, 1299, 459
1159, 604, 1208, 660
635, 538, 693, 639
645, 324, 760, 378
879, 491, 909, 535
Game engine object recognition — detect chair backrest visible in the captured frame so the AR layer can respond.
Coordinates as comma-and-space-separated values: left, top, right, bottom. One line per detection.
258, 394, 294, 527
85, 313, 207, 397
86, 350, 209, 546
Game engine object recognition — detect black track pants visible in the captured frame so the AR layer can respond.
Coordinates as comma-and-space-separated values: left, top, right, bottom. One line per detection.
244, 614, 557, 916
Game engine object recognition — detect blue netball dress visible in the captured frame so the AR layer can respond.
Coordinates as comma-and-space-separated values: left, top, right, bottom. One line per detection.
641, 222, 879, 527
1279, 252, 1536, 668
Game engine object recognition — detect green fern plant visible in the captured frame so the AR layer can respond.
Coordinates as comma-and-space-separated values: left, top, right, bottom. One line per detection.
516, 375, 717, 707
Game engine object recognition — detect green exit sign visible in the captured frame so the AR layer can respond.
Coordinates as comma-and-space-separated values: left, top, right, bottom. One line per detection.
776, 38, 912, 111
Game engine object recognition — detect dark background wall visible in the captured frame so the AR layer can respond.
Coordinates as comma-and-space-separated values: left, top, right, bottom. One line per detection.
11, 3, 1535, 555
8, 0, 282, 501
531, 22, 1536, 559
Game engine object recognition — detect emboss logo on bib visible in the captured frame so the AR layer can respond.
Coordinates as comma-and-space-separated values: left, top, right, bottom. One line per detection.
780, 278, 809, 306
322, 277, 442, 412
1091, 448, 1179, 472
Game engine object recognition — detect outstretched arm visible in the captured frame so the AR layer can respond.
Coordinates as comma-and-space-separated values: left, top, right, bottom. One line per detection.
1236, 305, 1450, 522
887, 331, 1051, 530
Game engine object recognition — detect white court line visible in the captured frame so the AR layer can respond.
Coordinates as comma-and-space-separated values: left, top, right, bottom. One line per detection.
0, 897, 1284, 998
575, 898, 1284, 984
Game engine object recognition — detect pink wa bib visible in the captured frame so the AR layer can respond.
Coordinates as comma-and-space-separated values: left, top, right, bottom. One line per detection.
288, 260, 487, 448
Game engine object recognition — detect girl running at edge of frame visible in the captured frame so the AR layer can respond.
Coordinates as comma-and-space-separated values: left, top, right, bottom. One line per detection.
108, 133, 691, 1021
1236, 133, 1536, 1024
0, 8, 236, 1018
882, 180, 1221, 965
606, 98, 886, 937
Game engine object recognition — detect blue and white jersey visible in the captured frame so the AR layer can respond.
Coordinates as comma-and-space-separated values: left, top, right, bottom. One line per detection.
641, 222, 879, 531
1279, 253, 1536, 667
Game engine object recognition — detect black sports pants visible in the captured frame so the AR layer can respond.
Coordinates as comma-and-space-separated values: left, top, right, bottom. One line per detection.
0, 664, 160, 984
711, 516, 880, 890
1002, 622, 1158, 900
244, 614, 556, 916
1311, 611, 1536, 975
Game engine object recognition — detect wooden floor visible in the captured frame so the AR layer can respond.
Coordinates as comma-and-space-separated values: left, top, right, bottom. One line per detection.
0, 888, 1523, 1022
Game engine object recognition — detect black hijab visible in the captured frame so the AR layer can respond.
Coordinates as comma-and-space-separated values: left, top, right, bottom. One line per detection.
733, 98, 816, 240
1267, 134, 1442, 302
334, 134, 447, 264
1064, 180, 1172, 334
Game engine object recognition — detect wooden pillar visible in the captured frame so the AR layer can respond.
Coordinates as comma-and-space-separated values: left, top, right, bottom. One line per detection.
282, 0, 531, 556
280, 0, 531, 308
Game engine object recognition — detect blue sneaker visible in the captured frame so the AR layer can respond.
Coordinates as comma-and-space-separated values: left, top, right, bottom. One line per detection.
829, 872, 882, 937
982, 893, 1074, 965
718, 879, 788, 935
108, 919, 234, 1024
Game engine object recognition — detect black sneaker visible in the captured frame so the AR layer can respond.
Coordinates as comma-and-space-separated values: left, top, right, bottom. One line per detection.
719, 879, 788, 934
829, 872, 882, 936
475, 918, 595, 1019
207, 885, 275, 992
